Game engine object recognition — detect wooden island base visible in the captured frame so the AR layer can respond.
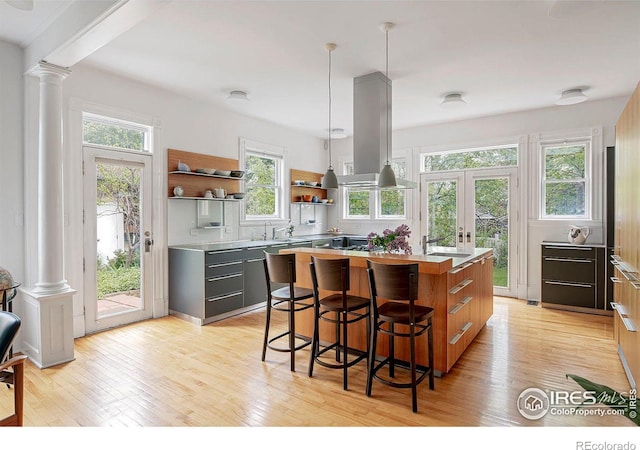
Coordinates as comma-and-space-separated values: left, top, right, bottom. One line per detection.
281, 247, 494, 375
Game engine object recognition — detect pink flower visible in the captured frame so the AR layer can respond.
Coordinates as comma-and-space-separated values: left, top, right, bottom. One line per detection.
366, 224, 412, 254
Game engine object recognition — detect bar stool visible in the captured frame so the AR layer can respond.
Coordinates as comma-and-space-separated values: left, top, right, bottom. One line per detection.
308, 257, 370, 390
366, 260, 435, 413
262, 251, 314, 372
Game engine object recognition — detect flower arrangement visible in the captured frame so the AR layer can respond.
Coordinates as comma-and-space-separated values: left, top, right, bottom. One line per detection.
286, 221, 295, 237
367, 224, 412, 254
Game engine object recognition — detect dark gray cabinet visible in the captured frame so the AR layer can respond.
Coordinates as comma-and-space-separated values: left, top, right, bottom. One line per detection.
541, 243, 607, 314
169, 240, 313, 324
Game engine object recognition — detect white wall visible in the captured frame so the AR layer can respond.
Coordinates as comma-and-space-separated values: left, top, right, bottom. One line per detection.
0, 41, 25, 297
331, 95, 629, 300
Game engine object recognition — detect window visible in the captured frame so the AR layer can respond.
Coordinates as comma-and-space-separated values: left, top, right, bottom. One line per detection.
422, 146, 517, 172
83, 113, 150, 152
343, 159, 407, 219
541, 142, 589, 218
241, 139, 284, 220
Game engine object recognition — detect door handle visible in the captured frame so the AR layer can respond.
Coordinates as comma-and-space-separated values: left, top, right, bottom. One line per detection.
466, 231, 471, 243
458, 231, 463, 243
144, 231, 153, 253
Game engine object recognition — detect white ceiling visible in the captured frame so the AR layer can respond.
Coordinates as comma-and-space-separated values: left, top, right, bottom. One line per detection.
2, 0, 640, 139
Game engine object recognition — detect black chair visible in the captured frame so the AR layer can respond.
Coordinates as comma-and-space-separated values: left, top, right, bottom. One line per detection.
366, 260, 435, 413
308, 257, 370, 390
0, 311, 27, 426
262, 252, 314, 372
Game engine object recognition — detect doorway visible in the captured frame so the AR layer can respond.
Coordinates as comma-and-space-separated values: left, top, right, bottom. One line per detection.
83, 145, 154, 333
420, 167, 517, 297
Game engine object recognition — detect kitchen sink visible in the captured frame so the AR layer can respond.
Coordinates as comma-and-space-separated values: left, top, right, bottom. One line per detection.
428, 252, 472, 258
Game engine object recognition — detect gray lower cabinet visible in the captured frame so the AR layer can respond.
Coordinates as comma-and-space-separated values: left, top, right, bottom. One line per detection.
541, 243, 607, 314
169, 240, 313, 324
243, 246, 268, 307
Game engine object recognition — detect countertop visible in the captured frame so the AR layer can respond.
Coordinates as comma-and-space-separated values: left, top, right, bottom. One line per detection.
541, 241, 606, 248
282, 246, 494, 275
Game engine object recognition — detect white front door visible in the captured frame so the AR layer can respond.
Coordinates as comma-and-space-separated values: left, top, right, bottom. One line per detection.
421, 167, 518, 297
83, 145, 154, 333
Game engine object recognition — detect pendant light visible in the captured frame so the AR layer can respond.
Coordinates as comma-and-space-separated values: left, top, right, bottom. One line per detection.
378, 22, 397, 188
322, 43, 339, 189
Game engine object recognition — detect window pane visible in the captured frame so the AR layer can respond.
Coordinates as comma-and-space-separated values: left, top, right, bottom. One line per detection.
380, 189, 404, 216
348, 190, 370, 216
246, 155, 276, 185
545, 145, 585, 180
423, 147, 517, 172
83, 119, 146, 151
246, 187, 276, 216
545, 181, 585, 216
427, 180, 457, 247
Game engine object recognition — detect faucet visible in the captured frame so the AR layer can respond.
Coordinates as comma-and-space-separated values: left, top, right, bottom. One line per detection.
422, 235, 445, 255
263, 221, 272, 240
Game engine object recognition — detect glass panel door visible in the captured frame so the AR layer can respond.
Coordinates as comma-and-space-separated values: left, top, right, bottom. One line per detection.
83, 146, 153, 333
421, 167, 517, 297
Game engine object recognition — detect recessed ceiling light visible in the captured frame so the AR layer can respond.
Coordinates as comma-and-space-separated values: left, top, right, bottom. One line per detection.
226, 90, 249, 102
441, 93, 466, 108
556, 88, 588, 106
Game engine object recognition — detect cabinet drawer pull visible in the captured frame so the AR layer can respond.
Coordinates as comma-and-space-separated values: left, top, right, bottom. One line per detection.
207, 261, 243, 268
449, 322, 473, 345
271, 244, 288, 248
461, 296, 473, 305
449, 303, 463, 315
207, 273, 243, 282
610, 276, 623, 284
544, 257, 591, 263
207, 249, 242, 255
449, 279, 473, 295
621, 317, 637, 332
544, 246, 593, 251
543, 280, 591, 288
631, 282, 640, 290
246, 258, 264, 263
207, 291, 243, 302
250, 246, 267, 251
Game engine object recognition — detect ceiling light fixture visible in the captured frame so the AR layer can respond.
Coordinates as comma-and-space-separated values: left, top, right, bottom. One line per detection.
226, 90, 249, 102
321, 43, 339, 189
6, 0, 33, 11
330, 128, 347, 139
441, 92, 466, 108
378, 22, 397, 189
555, 88, 588, 106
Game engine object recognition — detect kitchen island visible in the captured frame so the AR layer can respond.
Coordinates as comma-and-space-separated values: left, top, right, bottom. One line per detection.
280, 246, 494, 375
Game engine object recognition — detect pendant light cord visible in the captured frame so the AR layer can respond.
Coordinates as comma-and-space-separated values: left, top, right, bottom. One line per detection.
328, 46, 333, 170
385, 26, 390, 165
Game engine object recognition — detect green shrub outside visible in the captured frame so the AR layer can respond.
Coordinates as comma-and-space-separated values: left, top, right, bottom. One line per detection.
97, 266, 140, 299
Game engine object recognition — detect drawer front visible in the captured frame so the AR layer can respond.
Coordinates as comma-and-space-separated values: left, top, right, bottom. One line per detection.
541, 280, 596, 308
205, 248, 244, 264
244, 246, 268, 261
205, 260, 244, 278
205, 291, 244, 317
542, 245, 596, 259
266, 243, 290, 254
205, 273, 244, 299
542, 257, 595, 283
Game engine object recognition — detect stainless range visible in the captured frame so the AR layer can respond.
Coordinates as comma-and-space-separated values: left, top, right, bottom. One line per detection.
330, 236, 370, 252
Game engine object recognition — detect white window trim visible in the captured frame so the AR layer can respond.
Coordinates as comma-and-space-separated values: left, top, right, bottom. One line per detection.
341, 157, 408, 221
538, 138, 592, 220
239, 138, 287, 224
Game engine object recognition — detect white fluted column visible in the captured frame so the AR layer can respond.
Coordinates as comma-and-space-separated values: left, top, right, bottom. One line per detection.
20, 61, 76, 369
32, 62, 71, 294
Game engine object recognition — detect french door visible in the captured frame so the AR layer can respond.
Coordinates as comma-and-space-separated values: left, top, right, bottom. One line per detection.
421, 167, 517, 297
83, 145, 154, 333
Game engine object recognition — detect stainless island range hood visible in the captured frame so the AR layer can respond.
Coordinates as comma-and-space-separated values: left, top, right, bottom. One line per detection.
337, 71, 417, 189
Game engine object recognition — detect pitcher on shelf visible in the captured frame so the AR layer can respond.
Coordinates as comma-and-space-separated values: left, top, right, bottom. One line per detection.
568, 225, 590, 245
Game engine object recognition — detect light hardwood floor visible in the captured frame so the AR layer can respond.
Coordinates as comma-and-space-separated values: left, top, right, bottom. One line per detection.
0, 297, 634, 428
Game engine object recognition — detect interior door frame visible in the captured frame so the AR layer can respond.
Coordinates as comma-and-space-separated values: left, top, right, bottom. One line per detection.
83, 145, 154, 333
420, 167, 518, 297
